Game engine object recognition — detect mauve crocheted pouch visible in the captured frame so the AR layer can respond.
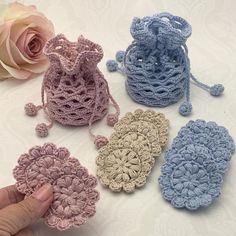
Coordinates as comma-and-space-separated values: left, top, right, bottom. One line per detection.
24, 34, 120, 149
96, 109, 169, 193
13, 143, 99, 230
106, 12, 224, 116
159, 120, 235, 210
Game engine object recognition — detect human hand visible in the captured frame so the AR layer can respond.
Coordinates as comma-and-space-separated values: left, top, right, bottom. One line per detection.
0, 183, 53, 236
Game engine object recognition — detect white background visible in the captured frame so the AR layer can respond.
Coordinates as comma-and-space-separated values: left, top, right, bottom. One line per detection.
0, 0, 236, 235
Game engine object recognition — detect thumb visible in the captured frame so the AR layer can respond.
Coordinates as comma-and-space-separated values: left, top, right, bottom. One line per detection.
0, 183, 53, 236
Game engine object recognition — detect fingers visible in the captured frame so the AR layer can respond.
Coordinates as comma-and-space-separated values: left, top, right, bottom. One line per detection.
0, 183, 53, 235
0, 185, 24, 209
14, 227, 33, 236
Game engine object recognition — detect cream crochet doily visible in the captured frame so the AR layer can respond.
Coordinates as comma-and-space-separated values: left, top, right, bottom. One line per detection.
96, 109, 169, 193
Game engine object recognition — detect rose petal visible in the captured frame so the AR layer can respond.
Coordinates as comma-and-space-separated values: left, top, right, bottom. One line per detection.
21, 59, 49, 73
0, 24, 19, 68
0, 24, 9, 46
9, 40, 34, 65
0, 64, 10, 79
15, 15, 54, 38
0, 60, 31, 79
3, 3, 39, 21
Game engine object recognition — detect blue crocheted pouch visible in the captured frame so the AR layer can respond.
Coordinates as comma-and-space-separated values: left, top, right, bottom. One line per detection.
106, 13, 224, 116
159, 120, 235, 210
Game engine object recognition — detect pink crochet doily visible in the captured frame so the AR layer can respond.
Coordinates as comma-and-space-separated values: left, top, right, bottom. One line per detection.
13, 143, 99, 230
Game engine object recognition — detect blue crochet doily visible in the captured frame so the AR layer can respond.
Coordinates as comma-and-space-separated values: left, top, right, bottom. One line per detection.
106, 12, 224, 116
159, 120, 235, 210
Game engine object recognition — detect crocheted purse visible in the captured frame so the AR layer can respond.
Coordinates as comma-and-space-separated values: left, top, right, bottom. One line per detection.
96, 109, 169, 193
159, 120, 235, 210
13, 143, 99, 230
106, 12, 224, 116
24, 34, 120, 149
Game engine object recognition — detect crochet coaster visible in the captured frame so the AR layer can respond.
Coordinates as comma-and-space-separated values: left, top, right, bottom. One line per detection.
13, 143, 99, 230
172, 120, 235, 173
96, 109, 169, 193
106, 12, 224, 116
113, 109, 169, 154
159, 120, 235, 210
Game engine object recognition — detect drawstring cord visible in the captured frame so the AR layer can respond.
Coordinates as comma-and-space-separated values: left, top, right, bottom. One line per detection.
24, 75, 54, 137
178, 44, 192, 116
179, 43, 224, 116
89, 69, 120, 149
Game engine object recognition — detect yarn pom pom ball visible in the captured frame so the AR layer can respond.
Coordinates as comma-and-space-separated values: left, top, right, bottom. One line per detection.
179, 102, 192, 116
13, 143, 99, 230
106, 113, 119, 126
35, 123, 49, 137
210, 84, 224, 96
106, 60, 118, 72
24, 103, 38, 116
94, 135, 109, 149
115, 51, 125, 62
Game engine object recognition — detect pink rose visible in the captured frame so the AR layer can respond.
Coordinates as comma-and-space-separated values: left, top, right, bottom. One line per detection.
0, 2, 55, 80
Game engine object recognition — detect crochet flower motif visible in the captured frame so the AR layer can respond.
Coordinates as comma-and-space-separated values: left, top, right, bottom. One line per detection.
172, 120, 235, 170
97, 143, 154, 193
97, 109, 169, 193
13, 143, 99, 230
159, 144, 223, 210
111, 123, 161, 157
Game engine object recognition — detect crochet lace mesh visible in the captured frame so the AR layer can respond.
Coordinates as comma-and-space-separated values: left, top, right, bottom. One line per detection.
125, 47, 188, 107
44, 67, 109, 126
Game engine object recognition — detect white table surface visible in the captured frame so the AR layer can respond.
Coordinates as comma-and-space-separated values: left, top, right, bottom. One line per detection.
1, 0, 236, 235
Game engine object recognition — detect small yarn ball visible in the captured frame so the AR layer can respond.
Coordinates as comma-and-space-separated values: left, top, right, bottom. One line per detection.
115, 51, 125, 62
210, 84, 224, 96
24, 103, 38, 116
107, 114, 119, 126
35, 123, 49, 137
94, 135, 108, 149
179, 101, 192, 116
106, 60, 118, 72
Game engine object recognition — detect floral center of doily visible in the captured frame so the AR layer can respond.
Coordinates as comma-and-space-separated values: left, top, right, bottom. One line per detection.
24, 155, 62, 190
171, 161, 209, 196
119, 132, 151, 149
51, 175, 88, 218
105, 149, 141, 182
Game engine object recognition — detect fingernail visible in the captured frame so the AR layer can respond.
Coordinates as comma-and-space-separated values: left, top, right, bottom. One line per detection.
32, 183, 53, 202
